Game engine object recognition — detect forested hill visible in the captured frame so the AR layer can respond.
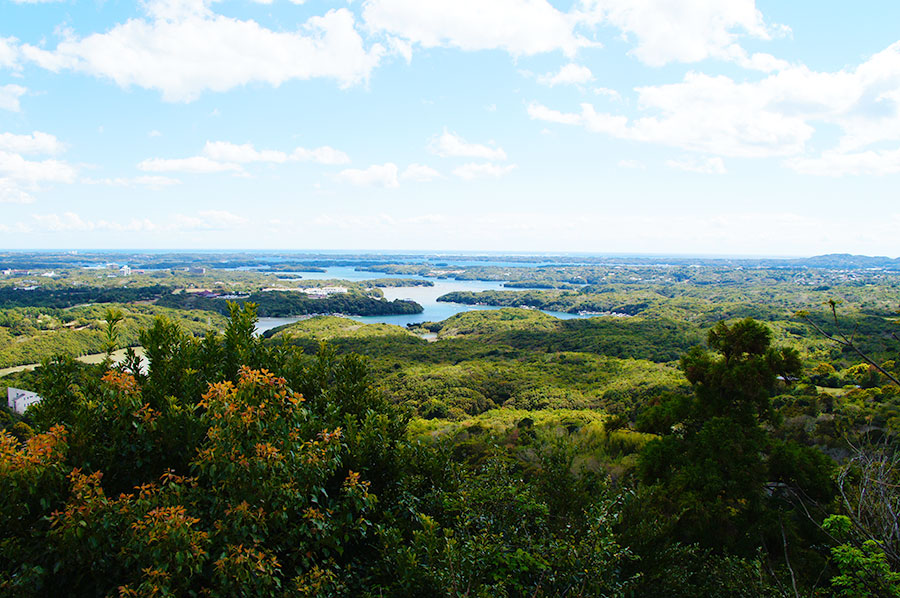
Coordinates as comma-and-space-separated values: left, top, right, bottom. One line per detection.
0, 285, 171, 309
796, 253, 900, 269
158, 290, 423, 317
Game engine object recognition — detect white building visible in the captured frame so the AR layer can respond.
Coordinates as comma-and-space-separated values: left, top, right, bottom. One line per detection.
7, 388, 42, 415
120, 265, 132, 276
319, 286, 348, 295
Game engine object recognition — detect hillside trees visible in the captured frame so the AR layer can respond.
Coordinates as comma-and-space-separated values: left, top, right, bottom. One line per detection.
632, 318, 833, 563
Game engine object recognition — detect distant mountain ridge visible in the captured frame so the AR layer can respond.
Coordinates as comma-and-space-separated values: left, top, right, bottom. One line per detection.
794, 254, 900, 269
2, 251, 900, 271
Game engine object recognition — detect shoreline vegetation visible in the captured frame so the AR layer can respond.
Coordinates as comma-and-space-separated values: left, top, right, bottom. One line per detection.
157, 291, 423, 318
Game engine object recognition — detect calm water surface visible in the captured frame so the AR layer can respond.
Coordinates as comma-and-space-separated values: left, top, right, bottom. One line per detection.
255, 267, 587, 334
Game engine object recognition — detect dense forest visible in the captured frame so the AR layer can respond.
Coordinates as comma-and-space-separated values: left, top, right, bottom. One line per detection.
1, 252, 899, 595
158, 291, 422, 318
1, 300, 898, 596
0, 285, 173, 309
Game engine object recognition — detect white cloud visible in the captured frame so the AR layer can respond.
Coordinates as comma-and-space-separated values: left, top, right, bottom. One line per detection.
538, 63, 593, 87
138, 156, 243, 174
401, 163, 441, 182
529, 75, 812, 159
362, 0, 592, 57
201, 141, 350, 165
594, 87, 621, 100
530, 41, 900, 172
0, 131, 75, 203
22, 4, 385, 102
453, 162, 517, 180
526, 102, 583, 125
0, 131, 66, 155
0, 85, 26, 112
428, 130, 507, 160
203, 141, 287, 164
141, 140, 351, 176
149, 130, 163, 137
0, 179, 35, 203
827, 42, 900, 152
290, 145, 351, 165
337, 162, 400, 187
666, 156, 726, 174
578, 0, 787, 68
0, 37, 19, 69
0, 151, 77, 183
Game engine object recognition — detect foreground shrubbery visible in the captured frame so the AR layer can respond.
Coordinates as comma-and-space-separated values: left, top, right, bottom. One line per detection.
1, 306, 898, 596
0, 305, 633, 596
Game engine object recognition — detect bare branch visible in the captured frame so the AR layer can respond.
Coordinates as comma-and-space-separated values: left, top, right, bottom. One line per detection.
797, 308, 900, 387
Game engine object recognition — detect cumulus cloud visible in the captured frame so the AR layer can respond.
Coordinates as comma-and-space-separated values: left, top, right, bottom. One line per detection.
141, 140, 352, 175
666, 156, 726, 174
530, 41, 900, 174
0, 179, 35, 203
428, 130, 507, 160
0, 151, 77, 184
203, 140, 349, 165
290, 145, 351, 165
0, 85, 26, 112
528, 75, 813, 159
453, 162, 517, 180
0, 131, 66, 155
400, 163, 441, 182
594, 87, 621, 100
337, 162, 400, 187
0, 37, 19, 69
362, 0, 592, 57
0, 131, 76, 204
526, 102, 583, 125
578, 0, 788, 69
21, 2, 386, 102
138, 156, 243, 174
203, 141, 288, 164
537, 63, 593, 87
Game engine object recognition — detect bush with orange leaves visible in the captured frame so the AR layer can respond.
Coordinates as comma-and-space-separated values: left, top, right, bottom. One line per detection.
0, 424, 70, 589
192, 366, 376, 591
48, 468, 208, 596
53, 369, 168, 495
2, 364, 378, 597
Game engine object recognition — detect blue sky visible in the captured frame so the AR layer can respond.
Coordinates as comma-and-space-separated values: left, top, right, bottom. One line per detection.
1, 0, 899, 256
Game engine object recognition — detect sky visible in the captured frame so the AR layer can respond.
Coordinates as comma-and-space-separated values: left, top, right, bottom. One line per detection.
1, 0, 900, 256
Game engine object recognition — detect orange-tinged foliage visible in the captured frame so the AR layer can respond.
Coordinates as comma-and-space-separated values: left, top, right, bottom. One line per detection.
102, 370, 140, 395
0, 424, 68, 471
